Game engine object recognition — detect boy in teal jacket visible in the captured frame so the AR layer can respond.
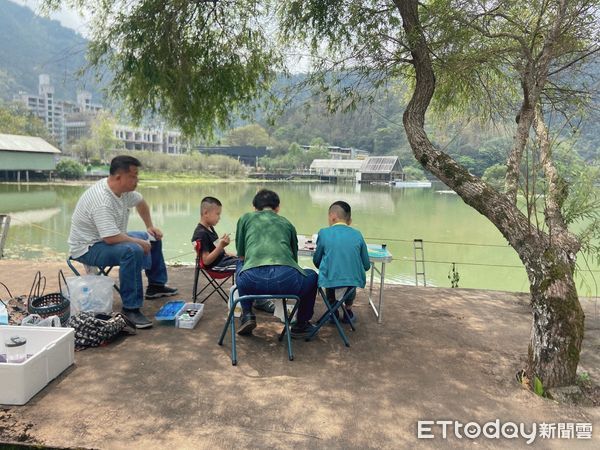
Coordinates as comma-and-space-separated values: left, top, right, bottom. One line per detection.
312, 201, 371, 323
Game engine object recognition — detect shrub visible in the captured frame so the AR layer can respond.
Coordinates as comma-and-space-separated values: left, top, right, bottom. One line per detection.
56, 159, 85, 180
482, 164, 507, 191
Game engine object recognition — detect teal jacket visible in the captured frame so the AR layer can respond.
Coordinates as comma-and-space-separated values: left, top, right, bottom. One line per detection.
313, 223, 371, 288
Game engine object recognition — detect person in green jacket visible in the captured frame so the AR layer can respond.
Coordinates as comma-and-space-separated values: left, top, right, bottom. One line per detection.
312, 201, 371, 324
235, 189, 318, 338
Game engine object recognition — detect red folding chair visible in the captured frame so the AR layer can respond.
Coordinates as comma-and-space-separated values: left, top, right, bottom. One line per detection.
192, 240, 235, 304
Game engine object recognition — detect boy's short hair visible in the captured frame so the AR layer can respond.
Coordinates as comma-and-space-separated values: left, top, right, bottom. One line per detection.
110, 155, 141, 175
201, 196, 222, 214
329, 201, 351, 221
253, 189, 280, 210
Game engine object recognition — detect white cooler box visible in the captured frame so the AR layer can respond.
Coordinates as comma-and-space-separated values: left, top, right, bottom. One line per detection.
0, 325, 75, 405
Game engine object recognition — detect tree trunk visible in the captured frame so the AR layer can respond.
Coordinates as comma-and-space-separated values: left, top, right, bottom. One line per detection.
396, 0, 585, 388
525, 244, 585, 387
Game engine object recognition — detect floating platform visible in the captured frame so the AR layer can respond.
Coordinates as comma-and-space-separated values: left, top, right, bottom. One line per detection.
392, 180, 432, 188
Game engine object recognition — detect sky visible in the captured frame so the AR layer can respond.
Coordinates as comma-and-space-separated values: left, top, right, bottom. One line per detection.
10, 0, 89, 36
8, 0, 311, 72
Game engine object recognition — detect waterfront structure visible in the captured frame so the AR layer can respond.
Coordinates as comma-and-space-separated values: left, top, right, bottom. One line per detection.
309, 159, 364, 178
358, 156, 403, 183
0, 133, 61, 181
310, 156, 404, 183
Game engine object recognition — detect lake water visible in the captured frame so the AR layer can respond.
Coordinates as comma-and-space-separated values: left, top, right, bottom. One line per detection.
1, 181, 599, 294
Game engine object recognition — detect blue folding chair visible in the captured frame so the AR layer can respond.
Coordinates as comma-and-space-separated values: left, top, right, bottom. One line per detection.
218, 286, 300, 366
66, 257, 120, 294
306, 287, 357, 347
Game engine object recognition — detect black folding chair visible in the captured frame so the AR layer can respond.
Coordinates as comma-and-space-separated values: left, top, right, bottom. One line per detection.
306, 287, 357, 347
192, 240, 235, 303
66, 257, 120, 294
218, 286, 300, 365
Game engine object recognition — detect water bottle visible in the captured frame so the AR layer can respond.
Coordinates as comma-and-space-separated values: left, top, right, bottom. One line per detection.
81, 286, 92, 311
0, 303, 8, 325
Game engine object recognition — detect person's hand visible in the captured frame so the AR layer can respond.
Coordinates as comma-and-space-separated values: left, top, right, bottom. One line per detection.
138, 239, 151, 255
219, 233, 231, 248
147, 226, 163, 240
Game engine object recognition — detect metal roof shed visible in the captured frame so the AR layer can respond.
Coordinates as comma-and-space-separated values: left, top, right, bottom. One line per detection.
0, 133, 61, 171
359, 156, 403, 182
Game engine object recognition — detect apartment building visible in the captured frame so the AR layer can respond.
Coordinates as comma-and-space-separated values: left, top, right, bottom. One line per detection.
114, 125, 185, 154
16, 74, 186, 154
14, 75, 103, 149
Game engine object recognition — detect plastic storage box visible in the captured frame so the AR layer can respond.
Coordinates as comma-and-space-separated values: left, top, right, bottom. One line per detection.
175, 303, 204, 329
0, 325, 75, 405
154, 300, 186, 321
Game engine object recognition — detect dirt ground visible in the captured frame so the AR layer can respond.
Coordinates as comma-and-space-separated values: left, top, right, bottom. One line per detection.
1, 259, 599, 449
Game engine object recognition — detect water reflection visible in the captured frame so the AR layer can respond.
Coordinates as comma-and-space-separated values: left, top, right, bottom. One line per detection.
308, 183, 396, 213
1, 181, 597, 294
10, 208, 60, 225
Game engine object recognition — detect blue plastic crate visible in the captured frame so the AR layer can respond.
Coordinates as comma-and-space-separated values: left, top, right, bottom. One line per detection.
155, 300, 186, 321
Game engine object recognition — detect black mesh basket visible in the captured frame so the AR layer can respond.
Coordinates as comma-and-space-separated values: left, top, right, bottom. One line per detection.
28, 271, 71, 326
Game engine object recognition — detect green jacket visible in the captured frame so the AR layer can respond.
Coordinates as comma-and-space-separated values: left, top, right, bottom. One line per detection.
235, 210, 305, 275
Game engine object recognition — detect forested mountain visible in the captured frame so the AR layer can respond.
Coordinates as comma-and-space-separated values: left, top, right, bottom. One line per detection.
0, 0, 102, 101
264, 79, 599, 171
0, 0, 597, 171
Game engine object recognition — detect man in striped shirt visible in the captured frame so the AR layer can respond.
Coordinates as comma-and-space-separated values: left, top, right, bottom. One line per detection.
68, 155, 178, 328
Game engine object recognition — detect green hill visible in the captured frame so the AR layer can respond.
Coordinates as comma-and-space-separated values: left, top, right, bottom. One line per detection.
0, 0, 102, 102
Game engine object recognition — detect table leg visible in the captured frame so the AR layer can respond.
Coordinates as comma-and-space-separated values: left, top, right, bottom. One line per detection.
369, 262, 375, 298
367, 261, 387, 323
377, 262, 386, 324
368, 262, 380, 321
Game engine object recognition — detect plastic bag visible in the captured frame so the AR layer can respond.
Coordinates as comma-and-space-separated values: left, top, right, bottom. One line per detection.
21, 314, 62, 327
65, 275, 115, 315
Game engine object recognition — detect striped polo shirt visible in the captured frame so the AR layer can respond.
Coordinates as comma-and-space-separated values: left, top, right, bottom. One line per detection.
68, 178, 143, 258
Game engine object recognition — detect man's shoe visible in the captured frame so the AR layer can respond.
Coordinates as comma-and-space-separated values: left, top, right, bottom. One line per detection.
237, 312, 257, 336
254, 299, 276, 314
290, 322, 318, 339
121, 308, 152, 329
145, 284, 179, 299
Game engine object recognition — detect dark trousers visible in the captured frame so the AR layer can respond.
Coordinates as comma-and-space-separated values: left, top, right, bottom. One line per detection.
236, 264, 318, 324
325, 287, 356, 306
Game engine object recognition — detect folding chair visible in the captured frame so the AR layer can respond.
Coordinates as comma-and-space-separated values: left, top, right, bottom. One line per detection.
218, 286, 300, 365
66, 257, 120, 294
306, 287, 357, 347
192, 240, 235, 304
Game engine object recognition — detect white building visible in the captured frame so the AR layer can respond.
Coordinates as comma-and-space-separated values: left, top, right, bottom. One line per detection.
16, 74, 186, 154
114, 125, 185, 154
309, 159, 364, 178
14, 75, 103, 149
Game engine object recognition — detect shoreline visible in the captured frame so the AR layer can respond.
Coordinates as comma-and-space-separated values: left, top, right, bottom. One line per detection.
0, 177, 328, 186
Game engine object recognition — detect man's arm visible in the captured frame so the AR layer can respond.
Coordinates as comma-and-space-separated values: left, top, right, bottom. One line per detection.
91, 202, 151, 253
136, 199, 163, 240
360, 239, 371, 271
312, 232, 324, 268
104, 233, 151, 254
203, 234, 230, 266
290, 226, 299, 262
235, 216, 246, 259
